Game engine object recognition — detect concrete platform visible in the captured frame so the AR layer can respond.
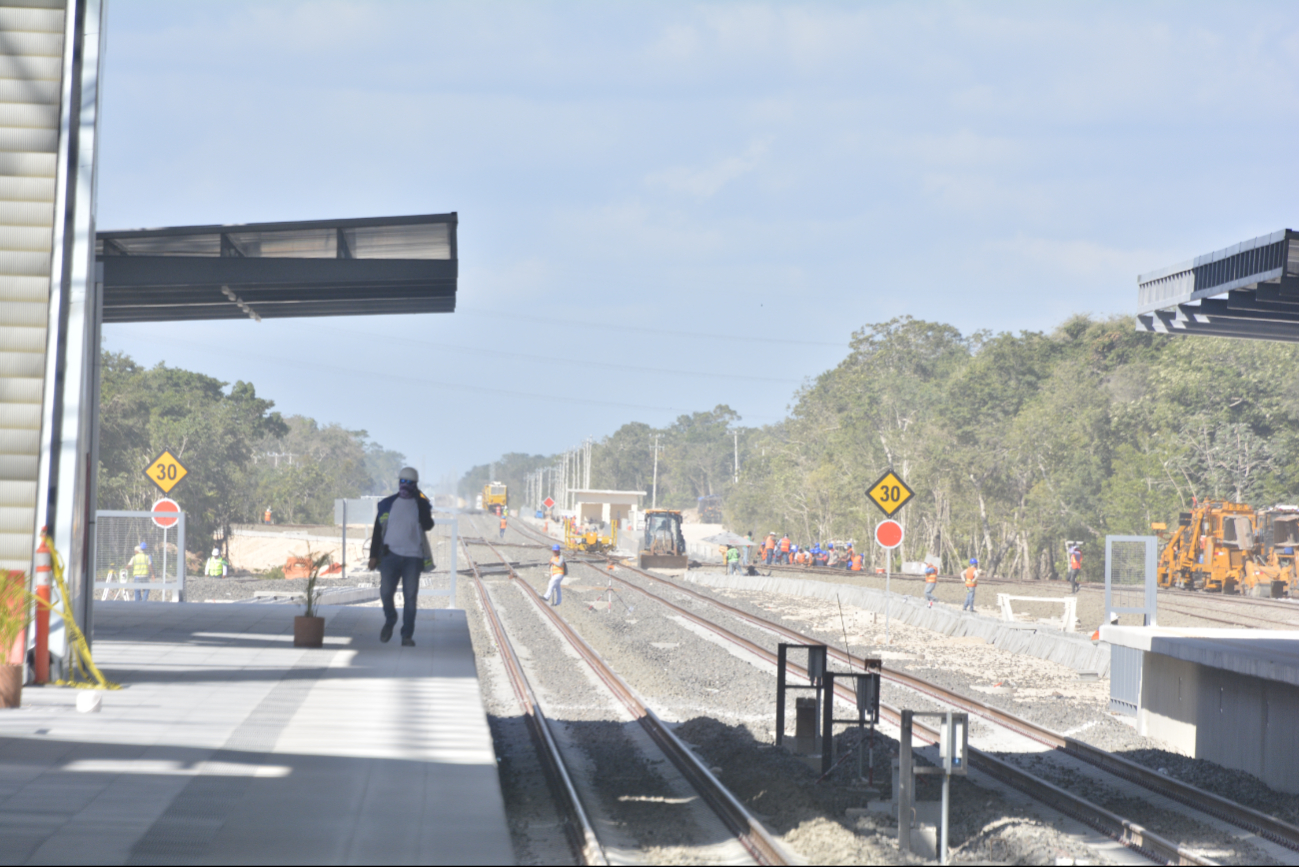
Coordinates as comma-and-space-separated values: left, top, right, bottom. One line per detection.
1103, 625, 1299, 793
0, 602, 513, 865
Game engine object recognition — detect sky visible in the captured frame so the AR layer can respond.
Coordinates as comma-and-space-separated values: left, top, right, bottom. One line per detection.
97, 1, 1299, 486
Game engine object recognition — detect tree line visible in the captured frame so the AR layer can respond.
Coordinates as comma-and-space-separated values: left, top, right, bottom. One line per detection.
97, 352, 407, 549
465, 315, 1299, 579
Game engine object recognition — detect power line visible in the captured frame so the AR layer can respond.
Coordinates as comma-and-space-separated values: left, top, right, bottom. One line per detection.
457, 307, 850, 349
312, 324, 802, 385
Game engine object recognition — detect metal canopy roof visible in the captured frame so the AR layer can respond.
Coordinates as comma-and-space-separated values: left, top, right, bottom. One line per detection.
98, 213, 457, 322
1136, 229, 1299, 342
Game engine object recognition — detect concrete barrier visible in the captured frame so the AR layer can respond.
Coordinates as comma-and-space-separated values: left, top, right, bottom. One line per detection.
682, 569, 1110, 676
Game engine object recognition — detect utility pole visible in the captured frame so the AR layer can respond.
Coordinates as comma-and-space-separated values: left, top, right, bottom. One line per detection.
652, 435, 660, 510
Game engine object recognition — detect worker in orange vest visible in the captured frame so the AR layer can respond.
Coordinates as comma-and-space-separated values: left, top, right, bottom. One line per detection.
1067, 545, 1082, 594
499, 514, 507, 539
764, 534, 776, 565
923, 561, 939, 607
842, 542, 855, 571
962, 558, 980, 611
850, 551, 863, 571
779, 534, 791, 564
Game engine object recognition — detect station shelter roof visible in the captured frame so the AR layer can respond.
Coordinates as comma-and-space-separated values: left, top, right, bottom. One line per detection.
97, 213, 457, 323
1136, 229, 1299, 342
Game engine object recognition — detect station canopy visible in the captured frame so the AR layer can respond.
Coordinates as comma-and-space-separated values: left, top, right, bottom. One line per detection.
97, 213, 457, 322
1136, 229, 1299, 342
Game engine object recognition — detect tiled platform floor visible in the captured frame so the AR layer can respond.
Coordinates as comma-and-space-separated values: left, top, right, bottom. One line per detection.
0, 603, 513, 865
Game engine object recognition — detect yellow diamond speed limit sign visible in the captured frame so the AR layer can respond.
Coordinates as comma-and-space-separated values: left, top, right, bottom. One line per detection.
867, 469, 913, 517
144, 449, 189, 495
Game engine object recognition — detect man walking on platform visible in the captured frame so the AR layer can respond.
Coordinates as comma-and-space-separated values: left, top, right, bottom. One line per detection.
546, 544, 567, 604
368, 467, 434, 647
962, 559, 980, 611
1067, 545, 1083, 593
922, 561, 938, 607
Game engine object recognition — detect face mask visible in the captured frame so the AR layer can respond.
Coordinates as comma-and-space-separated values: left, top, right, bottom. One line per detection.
398, 480, 416, 499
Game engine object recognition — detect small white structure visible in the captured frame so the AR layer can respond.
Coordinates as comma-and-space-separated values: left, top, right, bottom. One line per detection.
996, 594, 1077, 632
570, 489, 645, 528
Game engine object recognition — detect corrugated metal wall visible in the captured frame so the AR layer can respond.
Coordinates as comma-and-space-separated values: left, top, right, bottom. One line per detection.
1110, 644, 1142, 716
0, 1, 65, 576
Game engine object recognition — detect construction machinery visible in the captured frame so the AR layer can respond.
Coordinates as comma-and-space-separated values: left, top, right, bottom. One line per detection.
1243, 506, 1299, 598
640, 509, 688, 569
482, 482, 507, 516
1157, 500, 1259, 594
566, 517, 617, 554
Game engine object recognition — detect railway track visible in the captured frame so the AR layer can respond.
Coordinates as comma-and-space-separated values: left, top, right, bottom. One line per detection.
461, 528, 790, 865
503, 517, 1299, 864
760, 559, 1299, 630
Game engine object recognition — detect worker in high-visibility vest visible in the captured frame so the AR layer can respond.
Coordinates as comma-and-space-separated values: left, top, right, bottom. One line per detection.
545, 544, 567, 605
962, 558, 981, 612
130, 543, 154, 602
923, 561, 938, 608
850, 552, 863, 571
205, 548, 228, 579
499, 515, 507, 539
779, 534, 791, 565
842, 543, 855, 571
764, 534, 776, 565
1067, 546, 1083, 594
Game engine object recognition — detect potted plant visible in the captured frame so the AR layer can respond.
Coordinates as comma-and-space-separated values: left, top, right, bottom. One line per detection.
293, 549, 331, 648
0, 570, 32, 708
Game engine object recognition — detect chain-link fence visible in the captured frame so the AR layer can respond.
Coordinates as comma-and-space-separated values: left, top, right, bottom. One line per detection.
1105, 536, 1156, 626
94, 511, 185, 602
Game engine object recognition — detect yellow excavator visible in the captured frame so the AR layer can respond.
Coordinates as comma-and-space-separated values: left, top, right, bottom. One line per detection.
1157, 501, 1257, 593
1243, 506, 1299, 598
639, 509, 688, 569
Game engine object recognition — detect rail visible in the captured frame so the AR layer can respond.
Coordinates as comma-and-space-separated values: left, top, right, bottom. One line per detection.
461, 544, 606, 865
502, 518, 1234, 865
476, 534, 790, 866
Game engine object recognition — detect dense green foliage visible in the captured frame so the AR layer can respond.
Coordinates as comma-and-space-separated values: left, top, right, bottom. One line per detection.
97, 352, 406, 547
467, 315, 1299, 579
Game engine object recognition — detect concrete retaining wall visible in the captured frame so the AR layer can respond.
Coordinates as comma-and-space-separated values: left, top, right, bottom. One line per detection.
683, 569, 1111, 676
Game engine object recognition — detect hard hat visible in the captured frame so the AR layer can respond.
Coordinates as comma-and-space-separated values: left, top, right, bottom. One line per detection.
138, 542, 147, 551
398, 467, 420, 482
970, 557, 978, 565
552, 544, 561, 552
212, 548, 220, 556
828, 543, 834, 549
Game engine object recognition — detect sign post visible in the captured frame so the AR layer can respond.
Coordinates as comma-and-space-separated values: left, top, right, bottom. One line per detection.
875, 519, 904, 644
868, 469, 913, 645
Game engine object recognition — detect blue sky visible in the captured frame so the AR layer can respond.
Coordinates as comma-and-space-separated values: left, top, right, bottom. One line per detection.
98, 1, 1299, 485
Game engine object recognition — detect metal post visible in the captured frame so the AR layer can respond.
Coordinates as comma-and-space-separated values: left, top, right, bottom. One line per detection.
652, 435, 659, 509
161, 525, 167, 603
885, 562, 891, 644
941, 711, 951, 865
176, 513, 185, 602
899, 709, 913, 855
822, 671, 836, 774
341, 500, 347, 582
775, 643, 787, 746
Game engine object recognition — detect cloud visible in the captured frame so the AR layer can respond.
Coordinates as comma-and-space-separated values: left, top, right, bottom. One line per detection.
644, 138, 771, 198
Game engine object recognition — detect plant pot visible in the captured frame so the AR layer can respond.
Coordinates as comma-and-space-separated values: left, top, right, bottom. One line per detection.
294, 615, 324, 648
0, 663, 21, 709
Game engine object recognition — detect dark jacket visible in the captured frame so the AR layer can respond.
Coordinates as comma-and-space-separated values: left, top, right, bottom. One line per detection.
370, 490, 435, 560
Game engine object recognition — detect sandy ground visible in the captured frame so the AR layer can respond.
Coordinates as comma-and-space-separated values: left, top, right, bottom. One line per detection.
224, 524, 370, 573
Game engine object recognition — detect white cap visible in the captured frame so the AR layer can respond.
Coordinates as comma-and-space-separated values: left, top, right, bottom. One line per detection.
212, 548, 220, 556
399, 467, 419, 482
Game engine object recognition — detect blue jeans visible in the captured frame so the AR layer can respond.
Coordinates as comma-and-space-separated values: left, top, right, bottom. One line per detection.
379, 553, 422, 640
963, 589, 975, 611
923, 582, 936, 603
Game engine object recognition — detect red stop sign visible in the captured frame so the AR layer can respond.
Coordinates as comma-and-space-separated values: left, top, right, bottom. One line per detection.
152, 498, 180, 529
875, 520, 903, 549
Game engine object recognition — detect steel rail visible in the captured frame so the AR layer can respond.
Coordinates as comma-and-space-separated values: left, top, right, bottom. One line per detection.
461, 545, 607, 865
476, 534, 790, 867
499, 520, 1228, 864
601, 554, 1291, 858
